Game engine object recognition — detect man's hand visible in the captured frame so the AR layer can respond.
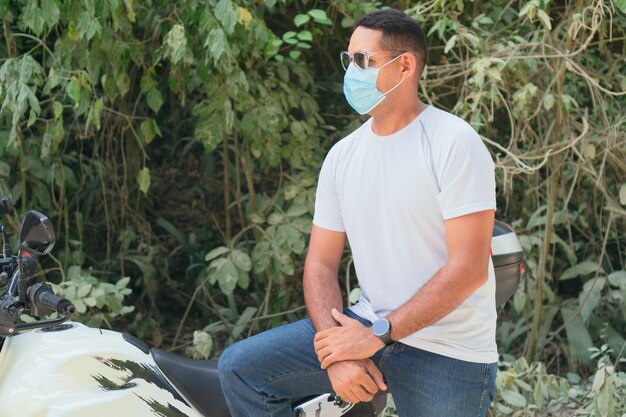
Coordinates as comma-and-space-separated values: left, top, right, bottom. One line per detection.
327, 359, 387, 404
314, 308, 385, 369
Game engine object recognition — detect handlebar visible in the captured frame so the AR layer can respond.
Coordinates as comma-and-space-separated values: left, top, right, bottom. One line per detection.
27, 283, 76, 317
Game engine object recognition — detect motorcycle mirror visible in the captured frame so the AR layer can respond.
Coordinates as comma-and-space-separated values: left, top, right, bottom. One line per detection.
19, 210, 56, 256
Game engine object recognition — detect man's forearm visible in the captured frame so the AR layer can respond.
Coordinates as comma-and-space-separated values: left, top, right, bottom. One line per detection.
304, 260, 344, 332
386, 262, 487, 341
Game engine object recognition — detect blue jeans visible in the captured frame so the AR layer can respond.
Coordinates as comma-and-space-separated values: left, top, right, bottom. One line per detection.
218, 310, 496, 417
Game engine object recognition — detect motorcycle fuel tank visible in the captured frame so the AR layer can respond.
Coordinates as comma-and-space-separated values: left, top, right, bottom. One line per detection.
0, 322, 202, 417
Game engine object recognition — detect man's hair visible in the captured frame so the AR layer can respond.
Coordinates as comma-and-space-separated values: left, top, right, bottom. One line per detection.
354, 9, 428, 77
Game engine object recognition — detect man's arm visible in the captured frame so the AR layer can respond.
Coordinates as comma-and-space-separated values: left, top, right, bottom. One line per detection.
314, 209, 495, 367
304, 225, 387, 403
303, 225, 346, 331
385, 209, 495, 340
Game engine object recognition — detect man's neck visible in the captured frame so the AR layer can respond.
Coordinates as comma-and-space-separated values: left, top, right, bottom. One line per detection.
370, 98, 427, 137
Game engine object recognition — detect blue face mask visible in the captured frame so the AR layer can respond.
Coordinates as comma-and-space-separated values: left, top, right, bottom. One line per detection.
343, 55, 404, 115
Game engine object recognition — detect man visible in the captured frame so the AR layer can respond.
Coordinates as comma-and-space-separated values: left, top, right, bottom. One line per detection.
218, 8, 498, 417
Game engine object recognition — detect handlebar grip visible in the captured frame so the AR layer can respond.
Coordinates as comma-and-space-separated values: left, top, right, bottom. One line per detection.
28, 283, 76, 317
37, 289, 76, 315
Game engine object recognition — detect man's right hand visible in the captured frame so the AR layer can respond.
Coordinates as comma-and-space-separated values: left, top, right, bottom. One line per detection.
326, 359, 387, 403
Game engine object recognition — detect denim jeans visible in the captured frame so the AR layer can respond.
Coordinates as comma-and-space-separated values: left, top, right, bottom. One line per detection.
218, 310, 496, 417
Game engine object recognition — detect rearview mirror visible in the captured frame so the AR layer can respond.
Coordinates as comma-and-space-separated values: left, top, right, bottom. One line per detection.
19, 210, 55, 256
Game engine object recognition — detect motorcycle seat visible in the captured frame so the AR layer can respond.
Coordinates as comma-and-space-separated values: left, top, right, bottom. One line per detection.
152, 348, 230, 417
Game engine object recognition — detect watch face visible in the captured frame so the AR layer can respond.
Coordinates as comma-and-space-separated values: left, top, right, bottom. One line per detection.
372, 319, 389, 337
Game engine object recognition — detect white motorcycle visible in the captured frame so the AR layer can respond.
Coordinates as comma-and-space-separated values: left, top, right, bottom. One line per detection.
0, 194, 522, 417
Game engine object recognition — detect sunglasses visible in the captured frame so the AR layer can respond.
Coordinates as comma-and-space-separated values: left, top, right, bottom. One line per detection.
340, 50, 406, 71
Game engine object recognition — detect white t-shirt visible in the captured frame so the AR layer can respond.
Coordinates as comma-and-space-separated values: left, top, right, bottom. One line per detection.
313, 105, 498, 363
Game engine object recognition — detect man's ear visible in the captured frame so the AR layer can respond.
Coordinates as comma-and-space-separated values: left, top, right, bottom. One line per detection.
401, 53, 418, 80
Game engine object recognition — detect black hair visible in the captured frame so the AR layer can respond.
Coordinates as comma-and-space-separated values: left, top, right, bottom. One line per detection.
354, 9, 428, 77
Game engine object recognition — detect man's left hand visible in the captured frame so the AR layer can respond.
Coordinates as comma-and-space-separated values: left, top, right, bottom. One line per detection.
314, 308, 385, 369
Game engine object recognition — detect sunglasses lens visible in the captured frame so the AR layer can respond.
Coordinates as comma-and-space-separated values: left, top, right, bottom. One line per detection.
340, 52, 351, 70
353, 52, 367, 69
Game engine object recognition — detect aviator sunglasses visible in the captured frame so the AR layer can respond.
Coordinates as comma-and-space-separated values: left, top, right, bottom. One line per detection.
340, 50, 407, 71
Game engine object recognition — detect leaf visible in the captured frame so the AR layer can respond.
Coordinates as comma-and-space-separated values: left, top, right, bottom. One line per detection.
560, 261, 604, 281
42, 0, 60, 28
66, 79, 81, 107
308, 9, 330, 24
53, 101, 63, 119
289, 50, 301, 60
276, 224, 305, 254
164, 24, 187, 64
214, 0, 238, 34
582, 144, 596, 160
444, 35, 458, 54
501, 389, 527, 408
620, 184, 626, 206
613, 0, 626, 13
537, 9, 552, 30
205, 246, 230, 262
231, 249, 252, 272
579, 278, 605, 323
146, 88, 163, 113
561, 307, 594, 364
252, 241, 271, 273
267, 212, 284, 225
349, 287, 361, 304
274, 250, 295, 275
140, 118, 162, 144
543, 94, 555, 110
294, 14, 310, 27
193, 330, 213, 359
297, 30, 312, 42
136, 167, 151, 196
206, 28, 227, 62
0, 161, 10, 177
230, 306, 258, 339
77, 11, 101, 41
237, 7, 253, 27
237, 268, 249, 289
23, 3, 45, 36
607, 270, 626, 289
116, 277, 131, 289
286, 204, 308, 217
214, 259, 238, 295
86, 98, 103, 130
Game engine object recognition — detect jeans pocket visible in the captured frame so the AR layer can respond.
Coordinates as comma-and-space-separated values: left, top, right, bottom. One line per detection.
478, 363, 497, 416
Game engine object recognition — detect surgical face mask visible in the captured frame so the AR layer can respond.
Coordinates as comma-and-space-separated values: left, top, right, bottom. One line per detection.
342, 54, 404, 115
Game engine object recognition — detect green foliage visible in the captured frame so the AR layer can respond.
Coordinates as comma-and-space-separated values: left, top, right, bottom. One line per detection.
52, 265, 134, 327
1, 1, 625, 414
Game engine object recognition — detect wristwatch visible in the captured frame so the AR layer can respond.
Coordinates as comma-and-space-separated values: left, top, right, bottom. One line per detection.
372, 318, 394, 345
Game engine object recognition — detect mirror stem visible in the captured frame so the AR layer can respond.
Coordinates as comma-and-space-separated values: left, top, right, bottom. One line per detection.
17, 253, 35, 304
0, 222, 11, 258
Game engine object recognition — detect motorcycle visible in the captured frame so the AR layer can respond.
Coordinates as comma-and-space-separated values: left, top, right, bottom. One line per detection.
0, 191, 523, 417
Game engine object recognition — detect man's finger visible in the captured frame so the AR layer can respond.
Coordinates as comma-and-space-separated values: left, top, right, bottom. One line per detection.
352, 385, 374, 403
317, 346, 332, 364
314, 331, 329, 343
344, 390, 359, 404
356, 372, 379, 395
321, 352, 340, 369
364, 361, 387, 391
331, 308, 355, 326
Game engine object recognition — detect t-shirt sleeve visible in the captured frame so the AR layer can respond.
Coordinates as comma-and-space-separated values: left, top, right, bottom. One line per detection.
435, 127, 496, 220
312, 148, 346, 232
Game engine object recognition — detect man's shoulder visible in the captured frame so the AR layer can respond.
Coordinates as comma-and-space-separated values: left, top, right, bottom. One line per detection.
422, 106, 478, 138
324, 120, 369, 160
